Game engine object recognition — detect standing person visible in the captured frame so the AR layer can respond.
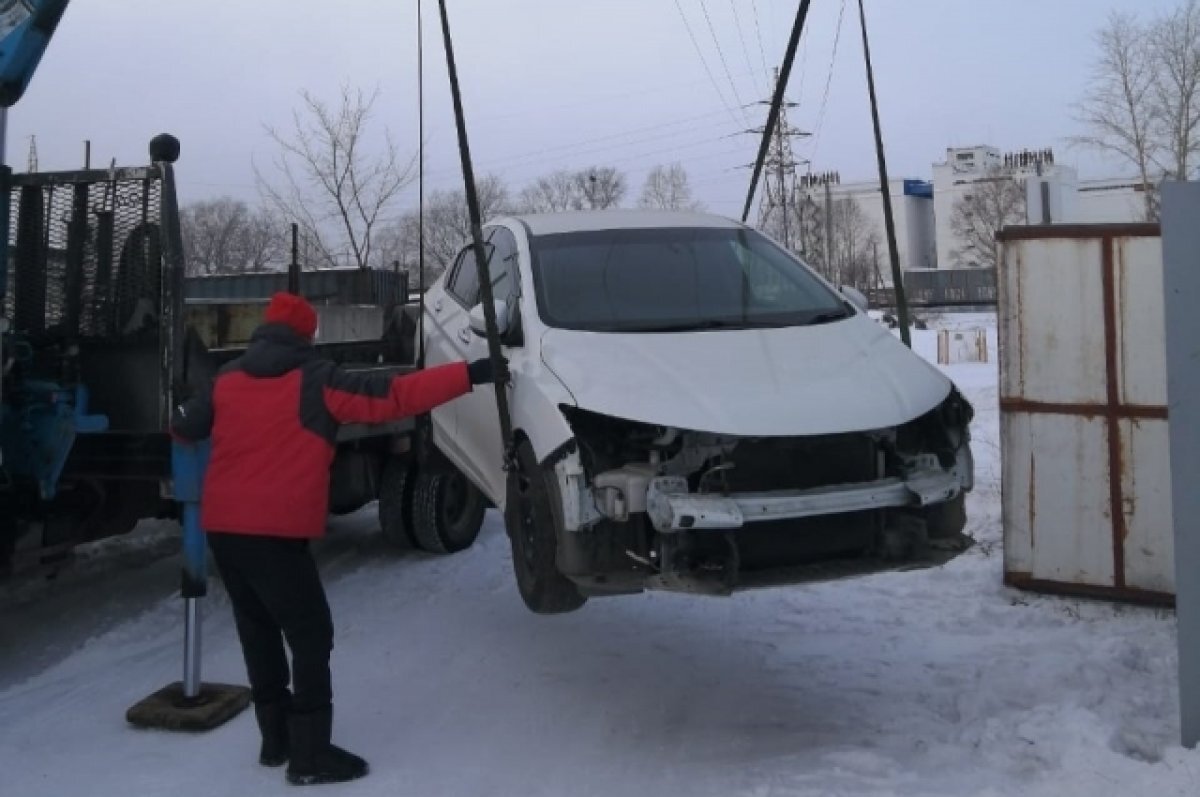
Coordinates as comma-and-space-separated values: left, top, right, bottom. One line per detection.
171, 292, 505, 786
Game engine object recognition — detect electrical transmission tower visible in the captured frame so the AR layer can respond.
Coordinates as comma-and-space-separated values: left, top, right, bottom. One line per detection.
26, 135, 37, 172
746, 69, 809, 251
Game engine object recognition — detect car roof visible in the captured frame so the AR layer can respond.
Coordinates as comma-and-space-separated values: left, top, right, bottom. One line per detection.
496, 209, 746, 237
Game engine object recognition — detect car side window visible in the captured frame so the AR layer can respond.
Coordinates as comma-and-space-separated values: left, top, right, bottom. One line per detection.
447, 229, 515, 307
446, 241, 493, 307
446, 247, 476, 306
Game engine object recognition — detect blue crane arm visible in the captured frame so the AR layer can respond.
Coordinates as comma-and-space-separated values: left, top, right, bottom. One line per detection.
0, 0, 70, 108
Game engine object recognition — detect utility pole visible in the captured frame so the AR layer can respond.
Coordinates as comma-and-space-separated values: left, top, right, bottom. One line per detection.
775, 106, 788, 248
287, 223, 300, 295
824, 177, 833, 280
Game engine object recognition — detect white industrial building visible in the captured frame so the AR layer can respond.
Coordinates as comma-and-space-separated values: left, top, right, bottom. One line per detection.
1076, 177, 1154, 223
794, 175, 937, 280
799, 144, 1150, 276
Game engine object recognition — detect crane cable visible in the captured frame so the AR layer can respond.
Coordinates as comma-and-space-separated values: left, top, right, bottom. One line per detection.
434, 0, 516, 465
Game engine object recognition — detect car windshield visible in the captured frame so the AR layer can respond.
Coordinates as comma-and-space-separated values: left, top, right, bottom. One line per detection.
528, 225, 850, 332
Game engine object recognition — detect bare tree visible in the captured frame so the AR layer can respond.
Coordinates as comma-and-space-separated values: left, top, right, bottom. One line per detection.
803, 197, 881, 289
1149, 0, 1200, 180
382, 174, 510, 286
832, 198, 881, 289
181, 198, 284, 275
950, 170, 1027, 270
373, 214, 421, 276
181, 198, 244, 276
575, 166, 626, 209
1075, 4, 1200, 218
423, 175, 510, 275
1073, 12, 1160, 220
240, 210, 285, 272
793, 192, 826, 268
517, 166, 627, 212
256, 85, 416, 270
517, 170, 579, 213
639, 163, 704, 211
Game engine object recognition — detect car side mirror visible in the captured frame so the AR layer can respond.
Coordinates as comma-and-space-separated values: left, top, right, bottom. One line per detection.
839, 285, 869, 313
469, 300, 511, 339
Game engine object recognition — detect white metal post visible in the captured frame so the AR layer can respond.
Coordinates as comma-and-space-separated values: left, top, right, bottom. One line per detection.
1162, 180, 1200, 748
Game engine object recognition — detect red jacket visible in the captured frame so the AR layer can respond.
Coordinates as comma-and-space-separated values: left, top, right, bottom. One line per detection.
171, 324, 471, 539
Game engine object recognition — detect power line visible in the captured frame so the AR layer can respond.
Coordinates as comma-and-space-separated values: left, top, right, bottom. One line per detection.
421, 62, 766, 133
809, 0, 848, 163
672, 0, 741, 124
421, 107, 746, 180
485, 139, 752, 190
749, 0, 771, 77
729, 0, 760, 90
795, 15, 812, 107
698, 0, 749, 122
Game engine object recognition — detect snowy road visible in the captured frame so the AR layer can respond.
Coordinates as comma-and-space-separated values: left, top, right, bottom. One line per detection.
3, 317, 1199, 796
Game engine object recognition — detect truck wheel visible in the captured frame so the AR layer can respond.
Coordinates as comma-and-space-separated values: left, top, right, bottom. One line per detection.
410, 465, 486, 554
378, 458, 418, 549
504, 441, 586, 614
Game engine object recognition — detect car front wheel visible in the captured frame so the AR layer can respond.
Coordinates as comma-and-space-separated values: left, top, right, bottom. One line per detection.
504, 440, 587, 614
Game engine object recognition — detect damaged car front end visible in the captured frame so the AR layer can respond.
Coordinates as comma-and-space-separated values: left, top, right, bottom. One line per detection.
547, 389, 974, 598
426, 211, 978, 613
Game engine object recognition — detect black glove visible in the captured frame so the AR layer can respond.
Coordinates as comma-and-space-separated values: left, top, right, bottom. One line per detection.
468, 356, 509, 386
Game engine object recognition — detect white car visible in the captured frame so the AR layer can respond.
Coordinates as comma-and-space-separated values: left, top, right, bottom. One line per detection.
419, 210, 974, 613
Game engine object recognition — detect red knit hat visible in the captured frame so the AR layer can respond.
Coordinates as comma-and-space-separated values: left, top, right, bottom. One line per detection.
265, 292, 318, 340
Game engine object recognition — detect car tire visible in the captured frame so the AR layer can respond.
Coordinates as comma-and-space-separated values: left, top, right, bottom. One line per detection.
410, 464, 487, 555
378, 457, 418, 549
504, 440, 587, 614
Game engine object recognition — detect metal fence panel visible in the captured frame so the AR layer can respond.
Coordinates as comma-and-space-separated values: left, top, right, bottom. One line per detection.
997, 224, 1172, 604
5, 168, 162, 341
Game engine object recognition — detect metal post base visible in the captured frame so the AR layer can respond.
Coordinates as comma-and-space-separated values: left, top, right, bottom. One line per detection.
126, 681, 250, 732
125, 596, 250, 731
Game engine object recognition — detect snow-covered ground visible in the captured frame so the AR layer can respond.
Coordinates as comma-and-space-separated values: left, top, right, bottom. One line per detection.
3, 311, 1198, 796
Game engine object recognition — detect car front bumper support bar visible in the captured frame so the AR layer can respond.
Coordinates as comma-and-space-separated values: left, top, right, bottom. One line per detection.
645, 467, 962, 533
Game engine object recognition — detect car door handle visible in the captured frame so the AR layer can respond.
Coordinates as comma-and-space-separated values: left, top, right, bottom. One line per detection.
433, 298, 444, 313
457, 327, 472, 344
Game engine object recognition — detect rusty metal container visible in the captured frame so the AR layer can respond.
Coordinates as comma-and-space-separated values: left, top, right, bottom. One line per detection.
997, 224, 1173, 605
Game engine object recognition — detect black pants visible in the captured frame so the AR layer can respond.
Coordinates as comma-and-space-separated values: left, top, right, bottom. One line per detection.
208, 533, 334, 714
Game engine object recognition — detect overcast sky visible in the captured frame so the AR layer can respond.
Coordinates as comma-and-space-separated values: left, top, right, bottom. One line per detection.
6, 0, 1182, 215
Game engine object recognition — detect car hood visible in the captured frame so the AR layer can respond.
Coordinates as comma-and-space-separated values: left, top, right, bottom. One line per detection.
539, 315, 952, 436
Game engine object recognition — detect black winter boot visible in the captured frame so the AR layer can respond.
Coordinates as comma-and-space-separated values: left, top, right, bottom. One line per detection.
285, 706, 369, 786
254, 700, 290, 767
